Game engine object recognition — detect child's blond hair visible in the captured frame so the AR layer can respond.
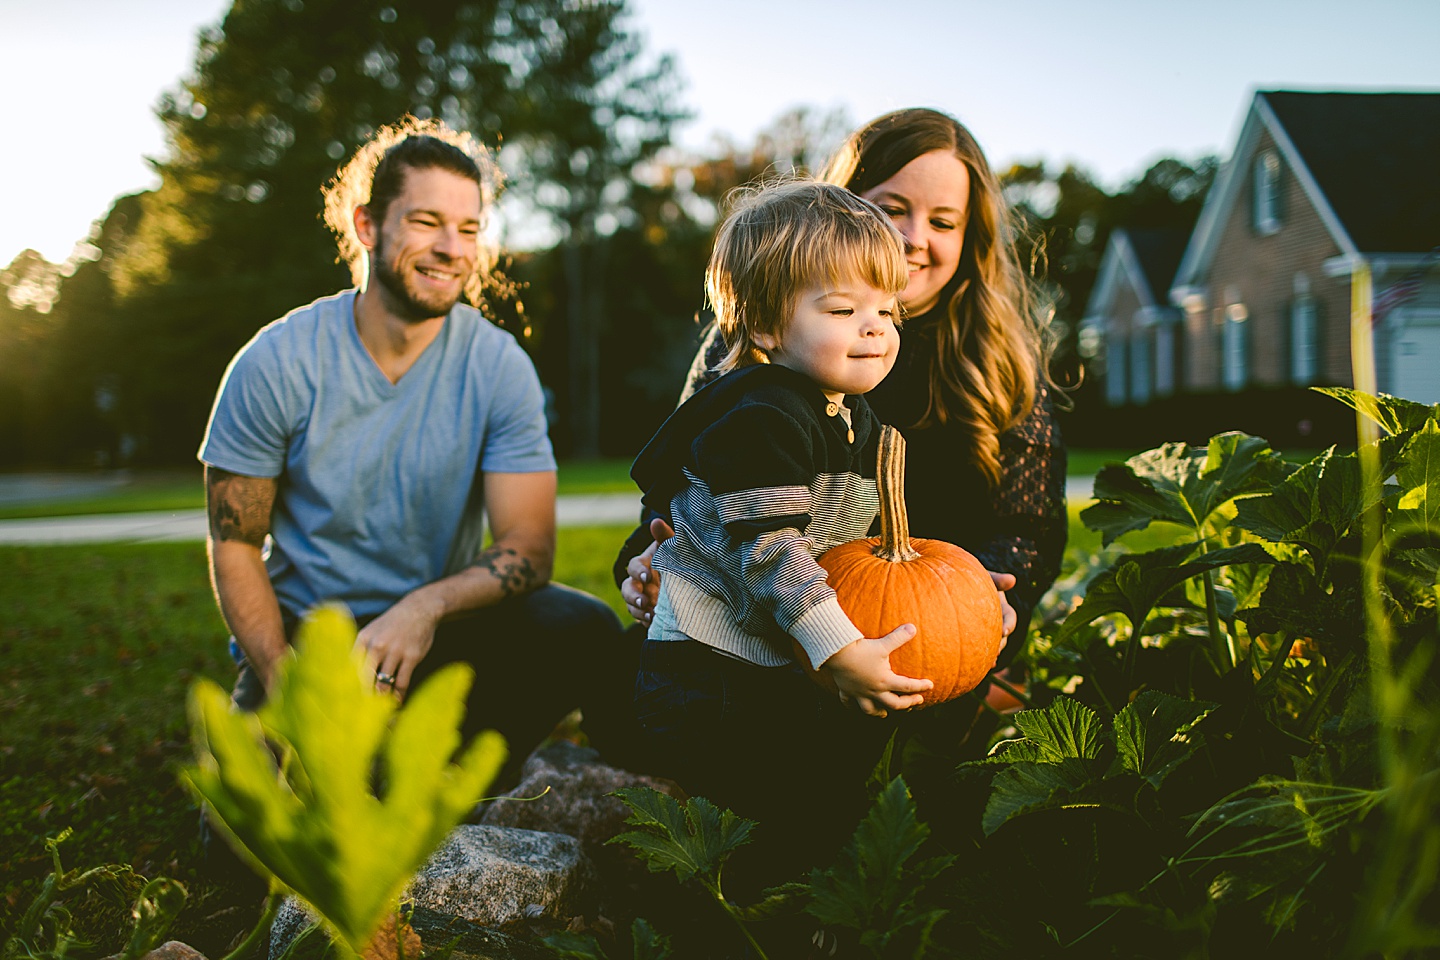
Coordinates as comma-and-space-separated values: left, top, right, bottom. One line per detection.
705, 180, 909, 373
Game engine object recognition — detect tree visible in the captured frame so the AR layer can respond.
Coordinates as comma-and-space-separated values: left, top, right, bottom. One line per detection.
100, 0, 681, 463
1001, 155, 1217, 402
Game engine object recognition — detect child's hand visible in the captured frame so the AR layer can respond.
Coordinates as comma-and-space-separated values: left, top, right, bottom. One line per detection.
818, 624, 932, 718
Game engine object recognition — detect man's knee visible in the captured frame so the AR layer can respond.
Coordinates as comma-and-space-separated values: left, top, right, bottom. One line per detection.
522, 582, 621, 637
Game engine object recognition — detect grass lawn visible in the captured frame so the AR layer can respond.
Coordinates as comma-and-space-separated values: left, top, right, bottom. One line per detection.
0, 525, 633, 952
1, 496, 1185, 952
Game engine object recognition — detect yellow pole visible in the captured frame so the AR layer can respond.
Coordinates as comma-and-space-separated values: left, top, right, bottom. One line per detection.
1350, 260, 1378, 445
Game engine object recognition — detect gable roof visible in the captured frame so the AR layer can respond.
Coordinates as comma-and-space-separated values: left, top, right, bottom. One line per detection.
1083, 226, 1189, 321
1128, 228, 1191, 298
1173, 90, 1440, 296
1266, 92, 1440, 253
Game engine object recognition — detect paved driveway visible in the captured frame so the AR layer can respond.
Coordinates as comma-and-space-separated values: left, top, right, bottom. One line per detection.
0, 492, 647, 545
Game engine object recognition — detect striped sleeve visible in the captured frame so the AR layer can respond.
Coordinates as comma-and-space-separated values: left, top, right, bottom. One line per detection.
691, 402, 862, 666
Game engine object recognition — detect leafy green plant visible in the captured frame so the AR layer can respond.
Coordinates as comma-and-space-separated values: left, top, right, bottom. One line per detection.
969, 390, 1440, 954
607, 788, 766, 958
966, 693, 1215, 837
803, 777, 953, 958
543, 917, 673, 959
1081, 433, 1293, 671
182, 604, 506, 957
3, 830, 147, 960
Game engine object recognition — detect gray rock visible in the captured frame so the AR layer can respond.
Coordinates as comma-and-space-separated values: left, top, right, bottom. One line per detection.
410, 825, 595, 927
268, 899, 323, 960
270, 898, 553, 960
479, 740, 682, 852
106, 943, 207, 960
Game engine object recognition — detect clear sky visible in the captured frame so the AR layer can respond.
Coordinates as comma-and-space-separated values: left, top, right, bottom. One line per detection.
2, 0, 1437, 268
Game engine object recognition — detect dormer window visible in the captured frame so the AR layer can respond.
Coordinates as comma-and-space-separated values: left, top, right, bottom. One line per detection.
1253, 150, 1281, 234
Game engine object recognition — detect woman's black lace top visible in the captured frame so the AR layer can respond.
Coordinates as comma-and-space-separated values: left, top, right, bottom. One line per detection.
615, 301, 1069, 649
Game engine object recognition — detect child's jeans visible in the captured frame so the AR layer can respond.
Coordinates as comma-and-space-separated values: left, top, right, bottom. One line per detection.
634, 636, 894, 889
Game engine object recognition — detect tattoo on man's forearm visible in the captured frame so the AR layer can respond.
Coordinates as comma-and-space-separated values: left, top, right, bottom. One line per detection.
471, 546, 539, 597
206, 468, 273, 546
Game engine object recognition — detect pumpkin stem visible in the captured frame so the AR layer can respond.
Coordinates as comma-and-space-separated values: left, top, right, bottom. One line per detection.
875, 425, 921, 563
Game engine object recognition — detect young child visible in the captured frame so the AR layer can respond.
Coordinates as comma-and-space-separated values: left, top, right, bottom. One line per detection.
630, 180, 931, 879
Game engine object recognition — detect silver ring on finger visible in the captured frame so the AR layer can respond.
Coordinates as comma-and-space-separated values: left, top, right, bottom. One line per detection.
376, 671, 396, 687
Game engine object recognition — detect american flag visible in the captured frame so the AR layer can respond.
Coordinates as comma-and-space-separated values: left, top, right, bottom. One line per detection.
1374, 245, 1439, 325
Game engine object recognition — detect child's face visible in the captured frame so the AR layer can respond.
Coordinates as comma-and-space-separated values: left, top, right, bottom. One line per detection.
756, 281, 900, 403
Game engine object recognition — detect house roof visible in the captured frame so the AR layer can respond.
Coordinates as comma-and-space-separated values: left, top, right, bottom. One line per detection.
1082, 226, 1190, 322
1172, 89, 1440, 297
1127, 228, 1191, 298
1264, 91, 1440, 254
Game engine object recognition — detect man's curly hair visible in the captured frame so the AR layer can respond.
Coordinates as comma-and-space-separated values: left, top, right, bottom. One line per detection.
322, 116, 503, 307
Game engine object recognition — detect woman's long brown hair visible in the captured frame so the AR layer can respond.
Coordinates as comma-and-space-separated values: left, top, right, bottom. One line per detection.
821, 108, 1053, 488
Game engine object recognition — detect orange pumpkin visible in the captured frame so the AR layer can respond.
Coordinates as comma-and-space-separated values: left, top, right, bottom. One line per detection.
812, 425, 1004, 706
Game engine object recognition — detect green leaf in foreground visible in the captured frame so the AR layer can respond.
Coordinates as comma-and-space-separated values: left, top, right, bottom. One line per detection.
1081, 433, 1290, 545
1055, 542, 1275, 645
543, 918, 672, 960
982, 758, 1098, 837
1313, 387, 1436, 437
181, 604, 506, 955
1112, 690, 1216, 789
805, 777, 953, 957
608, 788, 755, 893
1393, 417, 1440, 549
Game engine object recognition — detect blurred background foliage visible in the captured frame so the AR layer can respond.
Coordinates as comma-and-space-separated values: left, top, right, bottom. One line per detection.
0, 0, 1213, 468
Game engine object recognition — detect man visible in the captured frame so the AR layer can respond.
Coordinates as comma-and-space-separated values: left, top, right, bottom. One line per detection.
199, 118, 621, 760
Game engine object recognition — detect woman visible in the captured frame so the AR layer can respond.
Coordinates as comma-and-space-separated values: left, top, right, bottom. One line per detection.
616, 108, 1067, 655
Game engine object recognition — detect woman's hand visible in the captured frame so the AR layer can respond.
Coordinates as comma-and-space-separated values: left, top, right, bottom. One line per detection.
990, 571, 1017, 644
621, 518, 674, 625
818, 624, 933, 718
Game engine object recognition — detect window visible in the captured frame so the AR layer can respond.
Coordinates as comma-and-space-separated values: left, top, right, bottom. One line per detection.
1253, 151, 1281, 234
1291, 295, 1318, 384
1154, 322, 1175, 397
1106, 334, 1127, 406
1130, 330, 1152, 404
1222, 302, 1249, 391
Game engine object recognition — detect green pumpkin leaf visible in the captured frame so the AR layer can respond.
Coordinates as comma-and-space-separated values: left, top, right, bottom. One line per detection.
1082, 433, 1290, 545
1112, 691, 1216, 789
1232, 447, 1394, 582
630, 918, 674, 959
1237, 562, 1363, 653
1393, 418, 1440, 548
1313, 387, 1436, 436
541, 930, 608, 959
982, 758, 1097, 836
1055, 543, 1275, 645
121, 877, 188, 960
804, 777, 953, 952
1012, 696, 1106, 762
607, 789, 754, 889
181, 605, 505, 954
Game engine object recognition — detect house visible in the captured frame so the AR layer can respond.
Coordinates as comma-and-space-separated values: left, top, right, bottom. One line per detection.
1086, 90, 1440, 446
1081, 227, 1190, 408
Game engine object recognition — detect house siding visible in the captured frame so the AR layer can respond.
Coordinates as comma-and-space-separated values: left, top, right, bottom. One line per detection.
1187, 127, 1351, 391
1108, 277, 1145, 404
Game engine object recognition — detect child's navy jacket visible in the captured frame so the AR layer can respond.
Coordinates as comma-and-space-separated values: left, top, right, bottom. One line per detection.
631, 363, 882, 669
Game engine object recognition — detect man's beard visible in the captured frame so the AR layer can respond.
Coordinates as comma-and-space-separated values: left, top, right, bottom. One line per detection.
371, 234, 467, 322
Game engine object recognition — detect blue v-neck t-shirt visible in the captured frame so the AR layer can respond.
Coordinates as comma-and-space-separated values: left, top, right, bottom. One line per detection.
199, 289, 555, 622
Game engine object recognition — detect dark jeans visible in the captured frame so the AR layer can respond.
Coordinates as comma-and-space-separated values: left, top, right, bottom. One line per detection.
231, 582, 628, 772
634, 637, 895, 888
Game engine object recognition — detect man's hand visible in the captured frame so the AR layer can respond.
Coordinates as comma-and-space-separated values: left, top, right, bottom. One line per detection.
817, 624, 933, 718
622, 518, 674, 625
355, 590, 444, 700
